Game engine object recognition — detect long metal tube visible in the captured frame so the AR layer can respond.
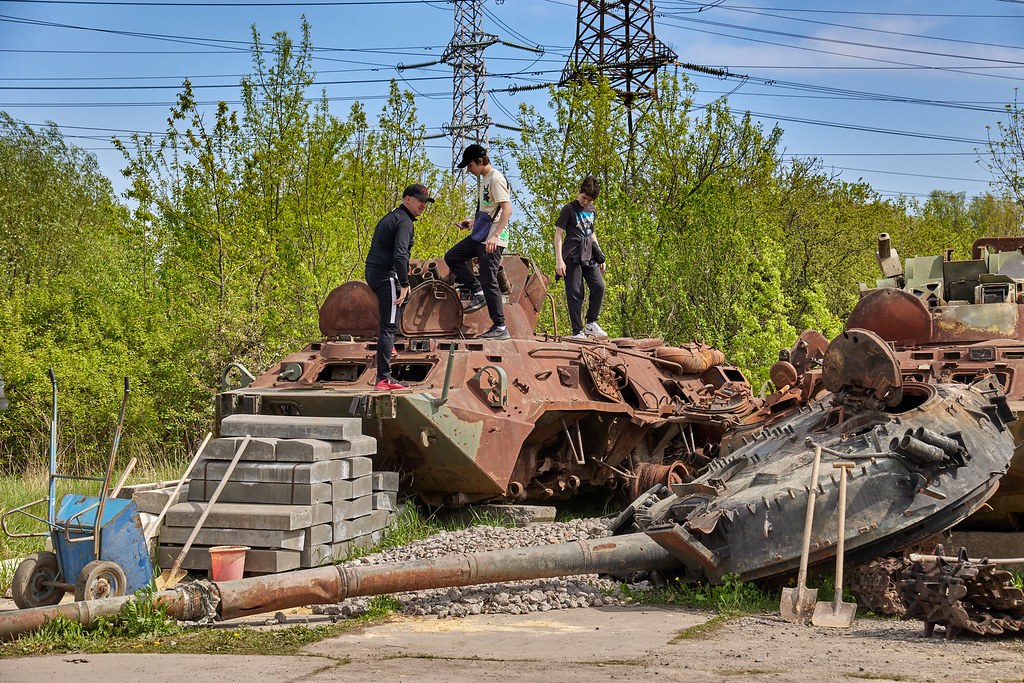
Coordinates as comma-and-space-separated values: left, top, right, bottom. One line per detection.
0, 533, 677, 640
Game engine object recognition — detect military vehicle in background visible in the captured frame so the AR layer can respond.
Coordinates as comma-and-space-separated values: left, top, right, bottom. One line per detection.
216, 255, 760, 507
0, 367, 8, 412
844, 234, 1024, 529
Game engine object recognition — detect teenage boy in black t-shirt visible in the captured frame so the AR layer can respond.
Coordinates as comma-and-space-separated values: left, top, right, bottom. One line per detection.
554, 176, 607, 338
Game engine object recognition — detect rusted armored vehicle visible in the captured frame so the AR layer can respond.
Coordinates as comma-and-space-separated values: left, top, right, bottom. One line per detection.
611, 328, 1015, 582
216, 255, 759, 507
842, 234, 1024, 529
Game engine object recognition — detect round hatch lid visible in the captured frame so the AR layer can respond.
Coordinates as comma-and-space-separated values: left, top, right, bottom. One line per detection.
319, 281, 379, 338
847, 288, 933, 347
822, 328, 903, 407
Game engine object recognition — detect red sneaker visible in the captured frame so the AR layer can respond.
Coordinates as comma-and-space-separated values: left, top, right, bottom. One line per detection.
375, 378, 407, 391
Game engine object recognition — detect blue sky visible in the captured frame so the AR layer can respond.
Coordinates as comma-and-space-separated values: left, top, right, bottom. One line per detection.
1, 0, 1022, 203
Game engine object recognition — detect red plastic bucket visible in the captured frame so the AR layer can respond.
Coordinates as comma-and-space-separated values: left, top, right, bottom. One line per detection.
208, 545, 249, 582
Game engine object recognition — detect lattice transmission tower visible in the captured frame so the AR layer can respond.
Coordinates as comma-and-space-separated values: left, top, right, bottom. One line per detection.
400, 0, 542, 170
562, 0, 677, 144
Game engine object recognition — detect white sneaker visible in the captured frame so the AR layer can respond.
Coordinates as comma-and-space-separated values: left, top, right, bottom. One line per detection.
584, 322, 607, 338
568, 332, 586, 340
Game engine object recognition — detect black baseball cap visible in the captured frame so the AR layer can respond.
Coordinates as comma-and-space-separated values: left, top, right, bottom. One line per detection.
402, 184, 435, 203
457, 143, 487, 169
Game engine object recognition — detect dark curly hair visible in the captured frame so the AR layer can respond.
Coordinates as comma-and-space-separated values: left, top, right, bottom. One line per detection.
580, 175, 601, 200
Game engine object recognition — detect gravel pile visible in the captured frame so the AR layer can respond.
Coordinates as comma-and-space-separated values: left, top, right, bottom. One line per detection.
311, 517, 650, 619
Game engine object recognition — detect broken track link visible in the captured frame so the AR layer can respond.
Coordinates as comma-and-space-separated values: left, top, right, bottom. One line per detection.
899, 547, 1024, 638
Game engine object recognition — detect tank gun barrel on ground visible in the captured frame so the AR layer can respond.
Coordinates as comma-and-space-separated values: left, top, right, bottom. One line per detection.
0, 532, 676, 640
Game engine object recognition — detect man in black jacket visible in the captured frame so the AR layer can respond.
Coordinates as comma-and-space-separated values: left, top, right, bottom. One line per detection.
365, 184, 434, 390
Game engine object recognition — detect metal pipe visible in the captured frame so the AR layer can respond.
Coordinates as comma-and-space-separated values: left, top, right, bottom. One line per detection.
95, 377, 130, 557
892, 434, 944, 464
546, 292, 559, 338
439, 343, 457, 405
912, 427, 961, 457
0, 533, 678, 640
47, 369, 58, 529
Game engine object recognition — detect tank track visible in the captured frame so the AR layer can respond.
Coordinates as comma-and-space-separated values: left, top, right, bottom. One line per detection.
899, 547, 1024, 638
849, 556, 910, 616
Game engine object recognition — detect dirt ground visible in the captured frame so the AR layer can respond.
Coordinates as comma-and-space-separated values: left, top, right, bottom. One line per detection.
3, 605, 1024, 682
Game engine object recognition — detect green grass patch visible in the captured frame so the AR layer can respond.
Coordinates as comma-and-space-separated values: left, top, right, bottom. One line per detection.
671, 613, 734, 642
621, 573, 777, 615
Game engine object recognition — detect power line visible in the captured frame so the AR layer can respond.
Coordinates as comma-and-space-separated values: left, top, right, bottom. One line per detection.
0, 0, 447, 5
661, 4, 1024, 54
659, 19, 1024, 84
661, 14, 1024, 66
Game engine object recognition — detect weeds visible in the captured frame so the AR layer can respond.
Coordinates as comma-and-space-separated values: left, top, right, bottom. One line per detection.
620, 573, 776, 615
365, 594, 401, 618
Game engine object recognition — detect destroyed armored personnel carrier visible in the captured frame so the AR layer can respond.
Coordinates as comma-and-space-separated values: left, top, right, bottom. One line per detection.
216, 255, 759, 506
843, 234, 1024, 529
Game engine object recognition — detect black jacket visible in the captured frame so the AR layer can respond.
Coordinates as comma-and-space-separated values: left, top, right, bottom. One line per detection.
365, 205, 416, 286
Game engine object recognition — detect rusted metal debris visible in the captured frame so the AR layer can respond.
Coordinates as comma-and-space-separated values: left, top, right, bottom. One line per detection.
219, 255, 760, 507
900, 546, 1024, 638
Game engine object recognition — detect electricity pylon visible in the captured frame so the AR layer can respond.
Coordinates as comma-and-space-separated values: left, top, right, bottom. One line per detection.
562, 0, 676, 166
400, 0, 543, 170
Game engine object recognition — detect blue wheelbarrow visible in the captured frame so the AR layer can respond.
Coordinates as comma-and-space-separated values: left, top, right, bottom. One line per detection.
2, 371, 152, 608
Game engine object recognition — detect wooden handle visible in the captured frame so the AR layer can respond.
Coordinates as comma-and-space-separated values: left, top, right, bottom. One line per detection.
145, 432, 212, 542
169, 435, 250, 573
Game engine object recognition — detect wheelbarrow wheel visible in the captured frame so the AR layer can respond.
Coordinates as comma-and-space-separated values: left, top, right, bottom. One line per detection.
74, 560, 127, 601
12, 551, 64, 609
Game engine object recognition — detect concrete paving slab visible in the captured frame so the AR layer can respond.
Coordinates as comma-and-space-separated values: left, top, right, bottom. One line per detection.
202, 437, 278, 461
220, 414, 363, 440
156, 545, 300, 573
331, 479, 353, 502
341, 455, 373, 478
328, 436, 377, 456
371, 470, 399, 491
371, 491, 397, 511
350, 474, 372, 499
132, 486, 186, 515
158, 525, 306, 551
187, 480, 333, 505
194, 459, 347, 484
333, 496, 372, 522
166, 502, 314, 530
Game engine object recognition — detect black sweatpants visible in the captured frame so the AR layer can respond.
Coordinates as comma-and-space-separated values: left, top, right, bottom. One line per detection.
365, 266, 401, 381
444, 236, 505, 327
565, 260, 605, 334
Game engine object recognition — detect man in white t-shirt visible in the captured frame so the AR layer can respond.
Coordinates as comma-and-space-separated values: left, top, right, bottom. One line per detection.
445, 143, 513, 340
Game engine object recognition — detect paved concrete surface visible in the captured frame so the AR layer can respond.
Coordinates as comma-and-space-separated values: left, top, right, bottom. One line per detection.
4, 606, 1024, 682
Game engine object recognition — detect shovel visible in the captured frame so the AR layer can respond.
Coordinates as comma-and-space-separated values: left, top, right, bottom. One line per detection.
812, 461, 858, 628
780, 443, 822, 623
155, 434, 250, 590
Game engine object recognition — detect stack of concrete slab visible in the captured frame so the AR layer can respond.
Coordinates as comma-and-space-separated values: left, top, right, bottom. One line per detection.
157, 415, 399, 575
